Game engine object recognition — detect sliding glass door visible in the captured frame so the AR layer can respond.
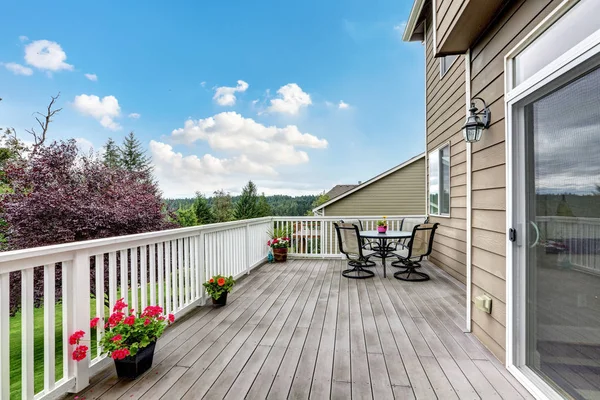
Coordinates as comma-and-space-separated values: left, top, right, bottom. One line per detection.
514, 63, 600, 400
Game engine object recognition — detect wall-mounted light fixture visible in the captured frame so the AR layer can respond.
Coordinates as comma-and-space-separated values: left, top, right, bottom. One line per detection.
462, 97, 491, 143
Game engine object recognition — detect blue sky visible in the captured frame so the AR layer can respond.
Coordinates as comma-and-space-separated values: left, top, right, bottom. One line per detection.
0, 0, 424, 198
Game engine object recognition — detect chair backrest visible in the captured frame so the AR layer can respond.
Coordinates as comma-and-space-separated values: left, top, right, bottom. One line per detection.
402, 217, 427, 234
334, 222, 363, 259
407, 223, 439, 259
340, 219, 364, 231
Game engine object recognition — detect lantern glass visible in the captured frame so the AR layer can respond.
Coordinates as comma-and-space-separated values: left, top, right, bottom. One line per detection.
463, 115, 483, 143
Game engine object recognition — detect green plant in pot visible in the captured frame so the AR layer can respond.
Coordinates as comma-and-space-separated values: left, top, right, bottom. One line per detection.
70, 298, 174, 379
203, 275, 235, 306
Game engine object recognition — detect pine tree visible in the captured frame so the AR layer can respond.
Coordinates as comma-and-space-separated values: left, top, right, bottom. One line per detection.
234, 180, 259, 220
212, 189, 234, 222
193, 192, 214, 224
175, 206, 198, 227
103, 137, 121, 168
120, 132, 152, 173
256, 193, 272, 217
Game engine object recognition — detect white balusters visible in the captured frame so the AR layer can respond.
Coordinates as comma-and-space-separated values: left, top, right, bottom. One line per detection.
21, 268, 34, 399
0, 273, 9, 400
44, 264, 56, 392
140, 246, 147, 311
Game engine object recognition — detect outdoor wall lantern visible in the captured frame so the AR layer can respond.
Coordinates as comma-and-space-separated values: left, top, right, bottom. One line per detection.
462, 97, 491, 143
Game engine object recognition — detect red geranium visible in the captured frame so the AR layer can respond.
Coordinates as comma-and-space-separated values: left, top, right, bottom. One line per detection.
144, 318, 151, 326
72, 345, 88, 361
111, 334, 122, 342
123, 315, 135, 326
90, 317, 100, 329
217, 277, 225, 286
108, 312, 124, 327
168, 314, 175, 323
113, 298, 127, 312
69, 330, 85, 345
111, 348, 130, 360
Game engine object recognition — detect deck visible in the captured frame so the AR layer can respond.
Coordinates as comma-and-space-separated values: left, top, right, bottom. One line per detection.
65, 259, 532, 400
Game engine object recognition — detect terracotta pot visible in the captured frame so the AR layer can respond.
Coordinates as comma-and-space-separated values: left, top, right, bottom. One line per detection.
377, 226, 388, 233
211, 292, 228, 306
114, 341, 156, 379
273, 247, 288, 262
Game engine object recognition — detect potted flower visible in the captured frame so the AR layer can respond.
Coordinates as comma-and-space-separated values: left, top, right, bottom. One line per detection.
268, 236, 291, 262
377, 216, 388, 233
69, 298, 174, 379
203, 275, 235, 306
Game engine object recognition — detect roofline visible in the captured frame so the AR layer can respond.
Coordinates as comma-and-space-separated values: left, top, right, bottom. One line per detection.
312, 152, 426, 213
402, 0, 426, 42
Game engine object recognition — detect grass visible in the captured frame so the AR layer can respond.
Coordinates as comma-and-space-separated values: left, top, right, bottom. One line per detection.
9, 298, 103, 399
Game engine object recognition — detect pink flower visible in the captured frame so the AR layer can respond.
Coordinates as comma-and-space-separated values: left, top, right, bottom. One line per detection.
111, 334, 123, 342
113, 298, 128, 312
108, 312, 124, 327
123, 315, 135, 326
111, 348, 130, 360
72, 345, 88, 361
168, 314, 175, 323
90, 317, 100, 329
144, 318, 151, 326
69, 330, 85, 345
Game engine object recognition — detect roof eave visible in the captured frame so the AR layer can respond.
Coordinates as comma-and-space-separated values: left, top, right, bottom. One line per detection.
402, 0, 426, 42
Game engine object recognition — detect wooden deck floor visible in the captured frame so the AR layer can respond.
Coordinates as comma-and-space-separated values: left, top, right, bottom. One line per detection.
66, 259, 533, 400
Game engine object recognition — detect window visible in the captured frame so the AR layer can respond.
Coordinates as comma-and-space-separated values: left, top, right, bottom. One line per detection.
429, 144, 450, 216
440, 55, 457, 77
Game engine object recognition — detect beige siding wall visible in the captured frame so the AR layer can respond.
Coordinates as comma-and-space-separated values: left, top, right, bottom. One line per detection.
425, 12, 468, 285
323, 158, 426, 216
467, 0, 563, 363
435, 0, 466, 51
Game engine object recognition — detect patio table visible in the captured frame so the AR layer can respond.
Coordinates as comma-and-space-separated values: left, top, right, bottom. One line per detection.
359, 230, 412, 278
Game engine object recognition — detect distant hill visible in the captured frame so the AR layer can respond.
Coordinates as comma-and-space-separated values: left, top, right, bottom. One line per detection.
165, 194, 318, 216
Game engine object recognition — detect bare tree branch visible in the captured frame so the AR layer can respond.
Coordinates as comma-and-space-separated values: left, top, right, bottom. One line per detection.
26, 92, 62, 153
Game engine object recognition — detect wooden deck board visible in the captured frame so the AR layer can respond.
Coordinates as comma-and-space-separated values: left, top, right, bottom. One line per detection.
63, 259, 533, 400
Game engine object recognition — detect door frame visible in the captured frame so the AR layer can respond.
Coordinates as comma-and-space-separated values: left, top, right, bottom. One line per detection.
505, 1, 600, 398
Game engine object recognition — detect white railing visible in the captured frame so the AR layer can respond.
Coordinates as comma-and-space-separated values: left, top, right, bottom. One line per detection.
0, 214, 423, 399
273, 215, 426, 258
536, 216, 600, 273
0, 217, 271, 400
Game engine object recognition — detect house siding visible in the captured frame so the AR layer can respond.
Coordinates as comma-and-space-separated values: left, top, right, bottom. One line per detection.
323, 158, 426, 216
467, 0, 562, 362
425, 9, 468, 286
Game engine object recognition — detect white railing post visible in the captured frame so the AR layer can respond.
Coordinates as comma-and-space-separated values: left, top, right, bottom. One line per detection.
245, 223, 251, 274
68, 251, 91, 392
0, 273, 9, 400
198, 231, 206, 304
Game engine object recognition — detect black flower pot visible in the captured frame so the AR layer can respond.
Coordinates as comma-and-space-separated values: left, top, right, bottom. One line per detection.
114, 341, 156, 379
212, 292, 228, 306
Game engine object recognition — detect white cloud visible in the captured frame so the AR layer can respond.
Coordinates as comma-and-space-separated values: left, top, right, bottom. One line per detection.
152, 111, 328, 196
128, 113, 141, 119
73, 94, 121, 131
394, 22, 407, 33
84, 73, 98, 81
75, 137, 95, 154
200, 81, 206, 87
19, 36, 29, 42
338, 100, 350, 109
24, 40, 73, 72
267, 83, 312, 115
2, 62, 33, 76
213, 80, 249, 106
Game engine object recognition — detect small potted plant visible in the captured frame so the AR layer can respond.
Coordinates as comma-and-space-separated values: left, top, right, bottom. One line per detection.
377, 216, 388, 233
268, 236, 291, 262
70, 299, 174, 379
203, 275, 235, 306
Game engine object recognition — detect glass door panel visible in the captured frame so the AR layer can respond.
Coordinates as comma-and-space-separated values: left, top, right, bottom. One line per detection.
520, 65, 600, 399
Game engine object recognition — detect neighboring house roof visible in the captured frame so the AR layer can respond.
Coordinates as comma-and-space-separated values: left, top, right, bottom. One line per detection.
325, 184, 358, 200
313, 152, 426, 213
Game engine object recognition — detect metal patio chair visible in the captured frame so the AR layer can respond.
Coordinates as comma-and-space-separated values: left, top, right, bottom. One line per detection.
391, 223, 439, 282
341, 219, 377, 266
334, 222, 375, 279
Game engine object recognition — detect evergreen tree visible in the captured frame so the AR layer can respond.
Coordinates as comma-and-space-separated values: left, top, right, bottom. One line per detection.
103, 137, 121, 168
306, 191, 330, 215
234, 180, 259, 220
193, 192, 215, 224
120, 132, 152, 173
212, 189, 234, 222
256, 193, 272, 217
175, 206, 198, 227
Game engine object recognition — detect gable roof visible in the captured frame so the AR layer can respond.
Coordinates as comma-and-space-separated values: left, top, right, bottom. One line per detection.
313, 152, 425, 213
403, 0, 428, 42
326, 184, 358, 200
